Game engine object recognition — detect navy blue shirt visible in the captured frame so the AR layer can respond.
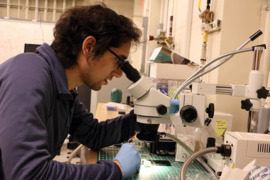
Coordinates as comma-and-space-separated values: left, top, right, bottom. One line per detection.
0, 43, 139, 180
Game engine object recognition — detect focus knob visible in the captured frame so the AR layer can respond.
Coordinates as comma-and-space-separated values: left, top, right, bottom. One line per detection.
156, 104, 167, 115
241, 99, 253, 111
206, 103, 215, 118
180, 105, 198, 123
256, 86, 269, 99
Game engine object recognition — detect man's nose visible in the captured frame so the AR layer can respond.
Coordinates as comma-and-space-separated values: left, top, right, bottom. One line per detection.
112, 68, 123, 78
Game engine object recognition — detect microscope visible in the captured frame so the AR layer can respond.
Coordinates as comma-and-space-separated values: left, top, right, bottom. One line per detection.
120, 30, 270, 178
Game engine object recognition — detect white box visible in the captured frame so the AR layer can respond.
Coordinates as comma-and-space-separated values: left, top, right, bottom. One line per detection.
149, 63, 199, 80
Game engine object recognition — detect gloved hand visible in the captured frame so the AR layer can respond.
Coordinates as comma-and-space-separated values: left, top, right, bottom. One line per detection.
169, 99, 180, 114
113, 144, 141, 179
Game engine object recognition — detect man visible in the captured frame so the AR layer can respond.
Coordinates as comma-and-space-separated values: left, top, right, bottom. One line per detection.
0, 3, 142, 180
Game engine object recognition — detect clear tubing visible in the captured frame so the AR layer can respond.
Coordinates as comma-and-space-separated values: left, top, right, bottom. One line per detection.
165, 133, 218, 180
180, 147, 218, 180
171, 47, 252, 99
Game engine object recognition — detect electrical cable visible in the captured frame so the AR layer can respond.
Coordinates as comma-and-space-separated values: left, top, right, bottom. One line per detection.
38, 0, 44, 43
180, 147, 218, 180
165, 133, 219, 180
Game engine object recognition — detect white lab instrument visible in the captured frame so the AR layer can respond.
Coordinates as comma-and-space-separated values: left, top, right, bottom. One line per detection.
224, 131, 270, 168
181, 132, 270, 180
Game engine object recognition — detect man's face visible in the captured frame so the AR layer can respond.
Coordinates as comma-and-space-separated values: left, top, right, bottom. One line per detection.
81, 41, 131, 91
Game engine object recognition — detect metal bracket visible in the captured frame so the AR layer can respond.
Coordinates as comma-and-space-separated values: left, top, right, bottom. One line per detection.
201, 19, 221, 33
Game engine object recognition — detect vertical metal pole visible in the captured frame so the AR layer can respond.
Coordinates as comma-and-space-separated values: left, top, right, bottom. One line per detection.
72, 0, 75, 7
35, 0, 38, 21
52, 0, 56, 22
184, 0, 194, 59
17, 0, 21, 19
63, 0, 66, 12
25, 0, 29, 19
140, 16, 148, 75
252, 46, 264, 71
7, 0, 10, 18
44, 0, 48, 21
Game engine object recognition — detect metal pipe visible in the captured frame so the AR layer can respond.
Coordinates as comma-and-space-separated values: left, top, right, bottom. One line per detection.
217, 88, 232, 92
7, 0, 10, 17
216, 91, 232, 95
140, 0, 149, 75
184, 0, 194, 58
172, 0, 178, 39
17, 0, 20, 18
35, 0, 38, 21
169, 16, 173, 36
72, 0, 75, 7
248, 111, 257, 132
25, 0, 29, 19
216, 85, 233, 95
0, 4, 21, 8
165, 133, 218, 180
252, 46, 264, 71
44, 0, 48, 21
0, 4, 63, 12
52, 0, 56, 22
216, 85, 232, 89
163, 0, 169, 32
159, 0, 164, 24
62, 0, 66, 11
180, 147, 218, 180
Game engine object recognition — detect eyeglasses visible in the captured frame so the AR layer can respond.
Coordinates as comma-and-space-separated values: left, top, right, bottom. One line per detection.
108, 48, 127, 69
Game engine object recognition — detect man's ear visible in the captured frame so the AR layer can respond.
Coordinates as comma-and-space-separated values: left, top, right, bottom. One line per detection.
82, 36, 96, 58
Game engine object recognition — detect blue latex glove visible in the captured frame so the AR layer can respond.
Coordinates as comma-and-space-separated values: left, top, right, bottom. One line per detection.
113, 144, 141, 179
169, 99, 180, 114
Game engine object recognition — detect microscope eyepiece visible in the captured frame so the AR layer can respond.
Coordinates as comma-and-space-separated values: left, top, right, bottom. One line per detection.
121, 61, 141, 83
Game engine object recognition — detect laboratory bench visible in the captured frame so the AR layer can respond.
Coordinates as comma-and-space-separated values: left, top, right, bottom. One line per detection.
85, 103, 210, 180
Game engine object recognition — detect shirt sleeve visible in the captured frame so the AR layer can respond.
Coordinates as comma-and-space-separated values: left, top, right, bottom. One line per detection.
69, 97, 140, 150
0, 54, 122, 180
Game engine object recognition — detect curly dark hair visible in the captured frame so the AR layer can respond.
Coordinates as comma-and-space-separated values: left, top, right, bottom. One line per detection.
51, 3, 142, 69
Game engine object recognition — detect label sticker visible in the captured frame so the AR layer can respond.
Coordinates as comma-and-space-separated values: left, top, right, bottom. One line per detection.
216, 119, 227, 137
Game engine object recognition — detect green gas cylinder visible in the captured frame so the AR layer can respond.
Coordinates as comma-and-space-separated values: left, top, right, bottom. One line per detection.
110, 88, 122, 103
